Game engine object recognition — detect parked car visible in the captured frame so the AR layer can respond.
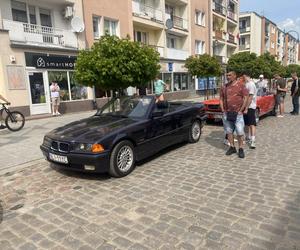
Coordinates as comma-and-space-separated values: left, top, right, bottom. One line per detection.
203, 89, 276, 123
41, 96, 207, 177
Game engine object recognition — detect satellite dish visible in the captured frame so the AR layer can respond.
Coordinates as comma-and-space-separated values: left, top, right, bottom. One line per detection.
166, 19, 173, 30
71, 16, 85, 33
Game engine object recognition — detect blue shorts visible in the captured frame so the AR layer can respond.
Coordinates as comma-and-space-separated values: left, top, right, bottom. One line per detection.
223, 113, 245, 136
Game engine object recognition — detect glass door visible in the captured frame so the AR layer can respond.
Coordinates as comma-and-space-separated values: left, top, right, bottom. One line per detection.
28, 71, 50, 115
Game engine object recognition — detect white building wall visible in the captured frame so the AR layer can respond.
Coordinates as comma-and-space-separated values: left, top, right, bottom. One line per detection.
250, 13, 262, 55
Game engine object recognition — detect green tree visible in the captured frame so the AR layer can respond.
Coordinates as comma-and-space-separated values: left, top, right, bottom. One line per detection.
227, 52, 260, 77
185, 54, 222, 98
284, 64, 300, 77
74, 34, 160, 91
257, 52, 286, 79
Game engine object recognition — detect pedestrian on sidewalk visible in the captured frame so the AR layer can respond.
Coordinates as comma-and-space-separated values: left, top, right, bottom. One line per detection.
274, 74, 287, 117
0, 94, 10, 129
290, 72, 300, 115
243, 73, 257, 149
220, 71, 249, 158
154, 76, 166, 103
50, 82, 61, 116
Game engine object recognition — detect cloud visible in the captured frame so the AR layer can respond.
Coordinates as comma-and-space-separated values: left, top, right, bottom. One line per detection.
278, 17, 300, 39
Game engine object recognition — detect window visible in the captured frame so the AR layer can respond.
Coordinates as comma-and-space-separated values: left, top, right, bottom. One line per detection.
104, 19, 117, 35
165, 4, 174, 15
240, 37, 246, 45
11, 0, 28, 23
167, 36, 176, 49
134, 30, 148, 44
28, 5, 36, 24
195, 10, 205, 26
69, 72, 87, 100
93, 16, 101, 38
195, 40, 205, 55
239, 20, 246, 29
40, 8, 52, 27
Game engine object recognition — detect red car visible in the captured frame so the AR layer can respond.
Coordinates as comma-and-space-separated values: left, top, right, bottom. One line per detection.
203, 90, 276, 123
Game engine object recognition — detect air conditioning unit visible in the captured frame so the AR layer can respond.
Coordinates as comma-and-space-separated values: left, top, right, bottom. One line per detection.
63, 6, 74, 19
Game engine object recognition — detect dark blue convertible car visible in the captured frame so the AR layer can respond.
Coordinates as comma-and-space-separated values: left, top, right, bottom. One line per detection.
40, 96, 206, 177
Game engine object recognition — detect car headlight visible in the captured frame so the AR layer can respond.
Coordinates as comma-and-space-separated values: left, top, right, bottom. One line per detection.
43, 136, 52, 147
73, 143, 104, 153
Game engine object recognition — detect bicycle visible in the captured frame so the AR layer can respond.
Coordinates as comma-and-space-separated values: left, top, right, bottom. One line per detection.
0, 103, 25, 131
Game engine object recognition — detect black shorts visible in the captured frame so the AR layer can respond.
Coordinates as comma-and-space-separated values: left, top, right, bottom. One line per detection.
243, 108, 256, 126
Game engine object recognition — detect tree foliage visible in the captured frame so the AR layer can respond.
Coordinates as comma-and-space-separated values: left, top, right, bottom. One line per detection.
185, 54, 222, 78
227, 52, 260, 77
284, 64, 300, 77
74, 35, 160, 90
256, 52, 286, 79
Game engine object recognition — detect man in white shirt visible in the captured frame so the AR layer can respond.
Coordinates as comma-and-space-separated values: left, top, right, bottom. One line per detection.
243, 73, 257, 149
256, 74, 268, 92
50, 82, 61, 116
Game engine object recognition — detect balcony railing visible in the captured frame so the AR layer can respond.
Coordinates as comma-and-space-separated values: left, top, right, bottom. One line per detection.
166, 48, 189, 60
3, 20, 78, 48
213, 30, 226, 41
239, 44, 250, 50
165, 13, 188, 30
212, 2, 226, 16
227, 34, 236, 44
132, 0, 163, 22
227, 10, 237, 21
148, 45, 164, 57
240, 26, 250, 33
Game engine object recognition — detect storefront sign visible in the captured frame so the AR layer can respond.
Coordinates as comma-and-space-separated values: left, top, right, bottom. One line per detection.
25, 52, 76, 69
168, 62, 173, 72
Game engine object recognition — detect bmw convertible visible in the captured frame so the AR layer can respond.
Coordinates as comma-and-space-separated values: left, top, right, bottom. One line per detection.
40, 96, 207, 177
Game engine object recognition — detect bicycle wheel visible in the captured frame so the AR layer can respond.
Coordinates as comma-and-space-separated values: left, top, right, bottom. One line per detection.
5, 111, 25, 131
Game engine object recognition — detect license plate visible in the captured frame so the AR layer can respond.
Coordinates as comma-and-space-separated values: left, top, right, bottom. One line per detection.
49, 153, 68, 164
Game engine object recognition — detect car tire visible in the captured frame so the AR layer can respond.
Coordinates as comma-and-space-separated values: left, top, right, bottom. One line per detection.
188, 120, 201, 143
109, 140, 135, 178
255, 109, 260, 124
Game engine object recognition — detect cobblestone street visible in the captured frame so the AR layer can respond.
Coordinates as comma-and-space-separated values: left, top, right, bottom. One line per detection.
1, 107, 300, 249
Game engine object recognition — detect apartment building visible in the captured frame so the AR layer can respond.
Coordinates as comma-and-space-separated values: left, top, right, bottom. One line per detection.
239, 12, 299, 66
0, 0, 92, 116
211, 0, 239, 65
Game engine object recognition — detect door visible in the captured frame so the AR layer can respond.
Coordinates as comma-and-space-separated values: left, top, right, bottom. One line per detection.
28, 72, 51, 115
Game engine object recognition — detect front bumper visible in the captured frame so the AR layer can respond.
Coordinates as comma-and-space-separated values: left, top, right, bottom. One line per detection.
205, 111, 223, 120
40, 145, 110, 173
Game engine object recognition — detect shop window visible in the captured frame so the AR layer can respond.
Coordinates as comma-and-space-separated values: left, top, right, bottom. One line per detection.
48, 71, 69, 101
69, 72, 87, 100
12, 0, 28, 23
174, 73, 188, 91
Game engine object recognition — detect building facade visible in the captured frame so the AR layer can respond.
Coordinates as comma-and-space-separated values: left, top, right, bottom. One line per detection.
239, 12, 299, 66
0, 0, 95, 116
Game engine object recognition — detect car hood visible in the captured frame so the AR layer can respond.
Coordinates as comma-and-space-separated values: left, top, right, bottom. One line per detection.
46, 115, 136, 142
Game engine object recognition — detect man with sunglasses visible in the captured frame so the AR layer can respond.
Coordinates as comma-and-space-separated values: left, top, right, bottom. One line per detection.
220, 71, 249, 158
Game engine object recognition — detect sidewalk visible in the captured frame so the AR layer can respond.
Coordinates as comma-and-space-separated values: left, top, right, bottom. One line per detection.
0, 110, 95, 173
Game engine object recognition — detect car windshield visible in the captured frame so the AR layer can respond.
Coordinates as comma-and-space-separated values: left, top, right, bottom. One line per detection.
96, 96, 153, 118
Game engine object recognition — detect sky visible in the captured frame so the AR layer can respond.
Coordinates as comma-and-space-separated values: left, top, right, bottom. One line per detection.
240, 0, 300, 39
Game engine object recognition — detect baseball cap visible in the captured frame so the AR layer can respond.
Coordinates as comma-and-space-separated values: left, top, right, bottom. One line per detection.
259, 74, 264, 78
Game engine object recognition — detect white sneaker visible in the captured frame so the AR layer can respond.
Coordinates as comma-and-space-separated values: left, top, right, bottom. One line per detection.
52, 112, 56, 116
250, 140, 256, 149
56, 112, 61, 115
223, 139, 230, 146
276, 115, 284, 118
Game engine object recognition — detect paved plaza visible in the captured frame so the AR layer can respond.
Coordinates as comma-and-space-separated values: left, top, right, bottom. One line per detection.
0, 100, 300, 250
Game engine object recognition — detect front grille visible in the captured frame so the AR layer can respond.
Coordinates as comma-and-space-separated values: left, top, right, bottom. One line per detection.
51, 141, 69, 153
207, 104, 220, 110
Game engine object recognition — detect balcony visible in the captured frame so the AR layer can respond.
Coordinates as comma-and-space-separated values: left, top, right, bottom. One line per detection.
227, 34, 236, 44
132, 0, 163, 23
149, 45, 164, 57
227, 11, 237, 22
3, 20, 78, 49
240, 26, 250, 33
212, 2, 226, 16
165, 13, 188, 31
166, 48, 189, 60
239, 44, 250, 50
213, 30, 226, 41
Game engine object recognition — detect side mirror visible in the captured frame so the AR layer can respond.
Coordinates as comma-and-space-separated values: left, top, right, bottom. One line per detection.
152, 110, 164, 118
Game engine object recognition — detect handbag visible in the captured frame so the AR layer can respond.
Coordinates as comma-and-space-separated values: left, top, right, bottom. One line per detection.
225, 85, 238, 123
